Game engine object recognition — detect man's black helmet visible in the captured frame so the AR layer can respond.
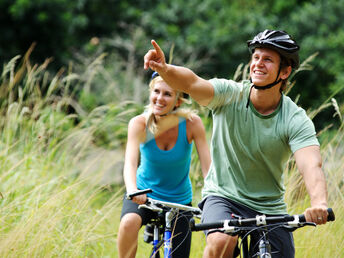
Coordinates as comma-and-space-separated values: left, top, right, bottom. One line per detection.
247, 30, 300, 69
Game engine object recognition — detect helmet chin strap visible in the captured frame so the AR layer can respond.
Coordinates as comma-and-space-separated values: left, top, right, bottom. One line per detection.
250, 64, 282, 90
246, 64, 282, 110
251, 77, 282, 90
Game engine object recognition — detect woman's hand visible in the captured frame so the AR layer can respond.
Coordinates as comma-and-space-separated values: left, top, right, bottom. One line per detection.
131, 193, 147, 205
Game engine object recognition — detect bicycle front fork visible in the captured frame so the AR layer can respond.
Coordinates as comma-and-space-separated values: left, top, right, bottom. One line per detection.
150, 225, 161, 258
258, 239, 272, 258
164, 230, 172, 257
163, 209, 176, 258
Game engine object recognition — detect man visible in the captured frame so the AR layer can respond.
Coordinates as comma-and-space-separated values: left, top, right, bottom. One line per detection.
144, 30, 328, 257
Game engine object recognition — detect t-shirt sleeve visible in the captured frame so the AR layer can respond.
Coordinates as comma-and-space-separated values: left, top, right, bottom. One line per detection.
288, 109, 319, 153
207, 78, 238, 110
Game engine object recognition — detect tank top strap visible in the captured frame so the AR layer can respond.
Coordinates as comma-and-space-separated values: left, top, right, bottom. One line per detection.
145, 127, 154, 143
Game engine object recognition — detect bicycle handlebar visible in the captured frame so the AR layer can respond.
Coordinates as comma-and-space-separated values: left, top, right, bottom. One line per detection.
126, 188, 153, 199
145, 198, 202, 215
190, 208, 335, 232
126, 189, 202, 216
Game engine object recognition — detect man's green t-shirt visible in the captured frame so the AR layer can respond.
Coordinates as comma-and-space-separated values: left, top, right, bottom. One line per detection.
202, 79, 319, 214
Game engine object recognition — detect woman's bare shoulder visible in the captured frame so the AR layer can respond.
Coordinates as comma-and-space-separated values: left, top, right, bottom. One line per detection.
128, 114, 146, 131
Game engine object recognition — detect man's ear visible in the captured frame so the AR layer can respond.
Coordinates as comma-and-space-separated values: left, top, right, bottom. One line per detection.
281, 66, 292, 80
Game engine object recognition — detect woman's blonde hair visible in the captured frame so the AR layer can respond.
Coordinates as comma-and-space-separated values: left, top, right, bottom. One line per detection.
144, 76, 196, 134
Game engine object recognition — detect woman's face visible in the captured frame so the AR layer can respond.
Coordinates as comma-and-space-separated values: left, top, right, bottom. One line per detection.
150, 81, 178, 116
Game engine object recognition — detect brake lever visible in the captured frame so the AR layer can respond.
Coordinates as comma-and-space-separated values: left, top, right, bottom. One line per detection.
283, 222, 316, 232
302, 222, 316, 227
138, 202, 163, 213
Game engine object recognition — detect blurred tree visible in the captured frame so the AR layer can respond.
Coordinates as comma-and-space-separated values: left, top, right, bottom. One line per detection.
0, 0, 145, 69
1, 0, 343, 129
1, 0, 85, 68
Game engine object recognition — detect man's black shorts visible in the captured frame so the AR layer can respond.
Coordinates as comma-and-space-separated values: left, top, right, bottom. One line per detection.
199, 195, 295, 258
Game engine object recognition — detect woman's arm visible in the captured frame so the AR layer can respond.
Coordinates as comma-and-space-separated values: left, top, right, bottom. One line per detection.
123, 115, 146, 204
187, 115, 211, 178
294, 145, 328, 224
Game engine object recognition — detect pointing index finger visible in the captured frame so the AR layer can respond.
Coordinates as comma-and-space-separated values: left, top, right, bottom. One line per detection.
151, 39, 163, 55
144, 39, 166, 70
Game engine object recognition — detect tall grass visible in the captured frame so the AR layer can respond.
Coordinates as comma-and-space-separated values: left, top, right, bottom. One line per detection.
0, 50, 137, 257
0, 49, 343, 258
284, 110, 344, 257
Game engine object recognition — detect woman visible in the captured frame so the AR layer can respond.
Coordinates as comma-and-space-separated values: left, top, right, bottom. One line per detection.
117, 72, 211, 258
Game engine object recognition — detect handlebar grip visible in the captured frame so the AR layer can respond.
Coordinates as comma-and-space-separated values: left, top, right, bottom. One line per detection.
189, 218, 224, 231
299, 214, 306, 223
299, 208, 335, 223
327, 208, 335, 221
126, 189, 153, 199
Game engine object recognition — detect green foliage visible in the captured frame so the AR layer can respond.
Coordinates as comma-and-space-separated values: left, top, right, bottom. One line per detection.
79, 89, 97, 111
279, 0, 344, 108
0, 43, 343, 257
2, 0, 344, 130
0, 46, 129, 257
1, 0, 118, 69
81, 102, 144, 149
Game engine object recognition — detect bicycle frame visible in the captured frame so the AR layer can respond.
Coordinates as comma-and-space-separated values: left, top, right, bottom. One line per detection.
142, 205, 174, 257
127, 189, 202, 258
141, 199, 201, 257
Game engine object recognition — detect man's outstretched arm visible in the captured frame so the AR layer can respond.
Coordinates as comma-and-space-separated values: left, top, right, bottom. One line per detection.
144, 40, 214, 106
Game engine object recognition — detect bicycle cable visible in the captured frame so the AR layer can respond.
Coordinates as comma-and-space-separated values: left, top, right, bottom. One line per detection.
168, 210, 195, 256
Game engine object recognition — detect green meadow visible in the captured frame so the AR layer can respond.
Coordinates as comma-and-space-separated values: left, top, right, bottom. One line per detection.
0, 49, 343, 258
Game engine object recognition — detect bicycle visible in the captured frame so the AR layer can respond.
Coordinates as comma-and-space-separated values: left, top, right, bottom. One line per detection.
126, 188, 202, 258
190, 208, 335, 257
